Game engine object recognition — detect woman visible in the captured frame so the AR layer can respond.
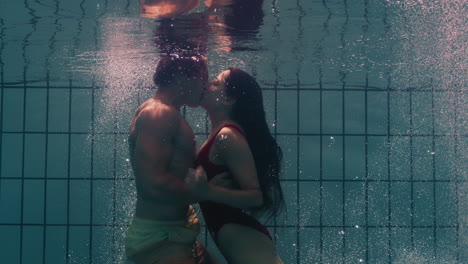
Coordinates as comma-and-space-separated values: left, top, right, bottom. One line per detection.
186, 68, 285, 264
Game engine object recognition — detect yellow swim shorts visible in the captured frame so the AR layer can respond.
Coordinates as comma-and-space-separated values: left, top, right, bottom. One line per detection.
124, 206, 201, 258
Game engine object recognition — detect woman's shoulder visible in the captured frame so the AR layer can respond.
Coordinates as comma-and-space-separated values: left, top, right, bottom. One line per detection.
214, 122, 248, 151
218, 122, 246, 138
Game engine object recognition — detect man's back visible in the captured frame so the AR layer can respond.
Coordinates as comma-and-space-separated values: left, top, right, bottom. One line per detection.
128, 98, 197, 221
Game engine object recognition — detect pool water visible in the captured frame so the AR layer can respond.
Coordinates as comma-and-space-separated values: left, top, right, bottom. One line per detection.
0, 0, 466, 263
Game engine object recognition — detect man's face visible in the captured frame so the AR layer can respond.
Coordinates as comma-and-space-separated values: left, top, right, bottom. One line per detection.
178, 72, 208, 108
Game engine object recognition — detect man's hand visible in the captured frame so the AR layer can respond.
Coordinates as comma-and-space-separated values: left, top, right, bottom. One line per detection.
185, 166, 210, 200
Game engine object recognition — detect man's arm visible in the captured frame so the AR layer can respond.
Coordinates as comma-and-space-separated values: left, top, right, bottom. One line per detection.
133, 108, 196, 204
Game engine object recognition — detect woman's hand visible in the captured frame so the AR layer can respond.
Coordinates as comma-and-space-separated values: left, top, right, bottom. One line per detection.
210, 172, 236, 189
185, 166, 210, 200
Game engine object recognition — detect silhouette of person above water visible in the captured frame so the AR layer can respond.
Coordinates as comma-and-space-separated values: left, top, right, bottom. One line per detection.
139, 0, 202, 18
147, 0, 265, 54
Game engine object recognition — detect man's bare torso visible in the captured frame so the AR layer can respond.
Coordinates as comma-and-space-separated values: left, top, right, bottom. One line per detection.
128, 98, 196, 220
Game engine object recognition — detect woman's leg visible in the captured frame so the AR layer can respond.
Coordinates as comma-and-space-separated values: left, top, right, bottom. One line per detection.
216, 223, 284, 264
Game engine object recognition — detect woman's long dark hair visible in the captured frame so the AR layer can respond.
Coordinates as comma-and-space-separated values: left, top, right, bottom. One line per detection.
224, 68, 284, 219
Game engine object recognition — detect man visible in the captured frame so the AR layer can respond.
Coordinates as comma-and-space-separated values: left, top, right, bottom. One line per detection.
125, 56, 215, 264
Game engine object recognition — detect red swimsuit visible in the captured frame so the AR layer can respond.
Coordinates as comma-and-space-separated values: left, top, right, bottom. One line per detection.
197, 124, 272, 243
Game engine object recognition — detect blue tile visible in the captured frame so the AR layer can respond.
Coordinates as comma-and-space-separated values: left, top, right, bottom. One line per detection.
1, 134, 23, 178
2, 88, 24, 131
368, 228, 390, 263
322, 136, 343, 180
253, 53, 275, 87
91, 226, 115, 264
389, 92, 410, 135
275, 227, 298, 264
0, 226, 20, 263
344, 71, 367, 91
321, 71, 342, 93
456, 137, 467, 182
116, 134, 133, 179
277, 136, 298, 180
46, 134, 69, 179
413, 182, 434, 226
344, 136, 365, 180
276, 182, 298, 226
412, 136, 434, 181
322, 91, 343, 134
368, 91, 388, 135
367, 136, 389, 180
368, 71, 389, 91
434, 93, 456, 135
25, 88, 47, 132
299, 136, 320, 180
344, 91, 365, 134
262, 90, 276, 129
0, 179, 22, 223
368, 182, 389, 226
344, 182, 366, 227
69, 134, 91, 179
390, 228, 411, 260
277, 91, 298, 134
70, 89, 92, 133
23, 179, 45, 224
22, 226, 44, 264
299, 90, 320, 134
68, 226, 90, 264
45, 226, 67, 264
390, 182, 412, 226
411, 92, 433, 135
435, 182, 457, 226
112, 223, 131, 263
24, 134, 46, 179
69, 180, 91, 225
92, 180, 114, 225
299, 227, 320, 264
434, 137, 457, 181
48, 89, 70, 132
435, 228, 458, 263
93, 134, 115, 179
344, 227, 366, 263
322, 182, 343, 226
322, 227, 344, 264
413, 228, 435, 260
299, 182, 320, 227
277, 59, 298, 87
389, 136, 411, 180
299, 63, 320, 89
115, 178, 135, 225
460, 227, 468, 263
46, 179, 68, 224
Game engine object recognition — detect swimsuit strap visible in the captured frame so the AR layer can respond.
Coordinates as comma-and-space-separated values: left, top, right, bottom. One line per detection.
218, 124, 246, 138
204, 124, 246, 151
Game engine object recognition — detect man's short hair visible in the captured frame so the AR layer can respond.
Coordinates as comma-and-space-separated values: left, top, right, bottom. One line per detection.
153, 56, 207, 88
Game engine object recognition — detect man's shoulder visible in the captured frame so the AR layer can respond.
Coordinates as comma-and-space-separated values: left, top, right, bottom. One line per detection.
133, 103, 182, 137
137, 103, 180, 123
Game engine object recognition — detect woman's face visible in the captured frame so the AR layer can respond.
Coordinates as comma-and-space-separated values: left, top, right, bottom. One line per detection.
200, 70, 231, 109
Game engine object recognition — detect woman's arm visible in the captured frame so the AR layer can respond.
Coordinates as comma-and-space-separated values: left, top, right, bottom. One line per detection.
205, 184, 263, 209
186, 127, 263, 208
